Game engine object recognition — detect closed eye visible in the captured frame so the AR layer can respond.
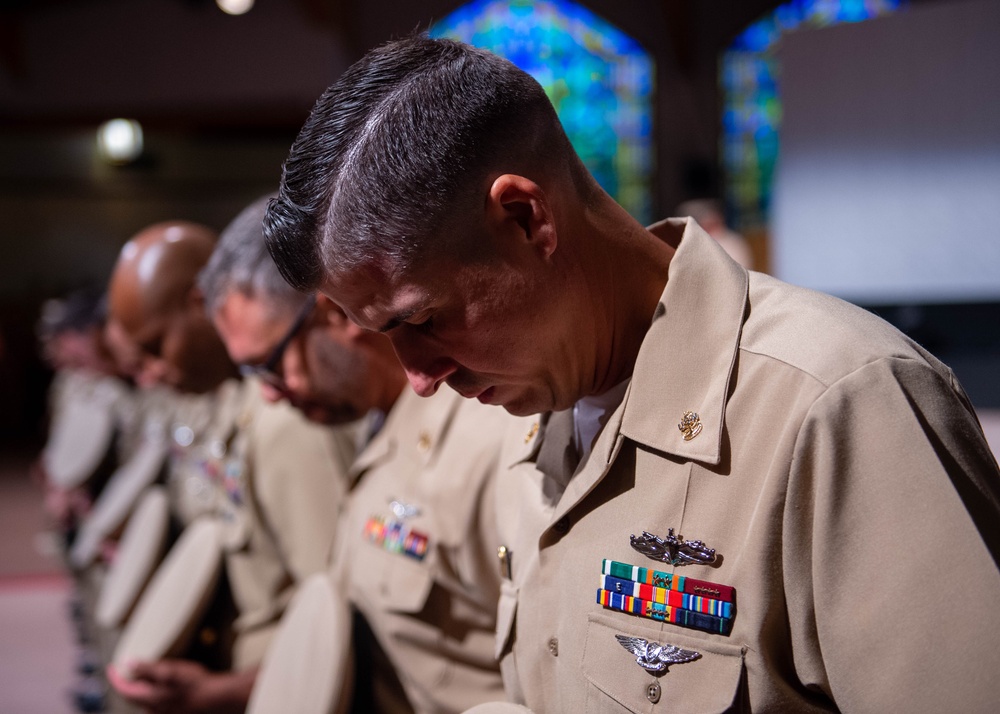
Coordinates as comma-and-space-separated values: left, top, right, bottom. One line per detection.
410, 313, 434, 330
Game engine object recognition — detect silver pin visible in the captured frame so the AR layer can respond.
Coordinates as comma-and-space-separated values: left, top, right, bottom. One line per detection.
173, 424, 194, 447
615, 634, 701, 674
630, 528, 717, 566
389, 499, 420, 520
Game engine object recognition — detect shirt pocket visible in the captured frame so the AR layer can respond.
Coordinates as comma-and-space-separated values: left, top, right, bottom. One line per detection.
353, 535, 436, 615
583, 612, 746, 714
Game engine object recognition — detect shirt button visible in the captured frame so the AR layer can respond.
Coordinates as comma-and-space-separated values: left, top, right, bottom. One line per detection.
646, 681, 661, 703
547, 637, 559, 656
552, 517, 570, 534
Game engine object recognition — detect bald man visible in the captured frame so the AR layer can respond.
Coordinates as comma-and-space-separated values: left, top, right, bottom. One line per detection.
104, 219, 357, 713
108, 221, 238, 394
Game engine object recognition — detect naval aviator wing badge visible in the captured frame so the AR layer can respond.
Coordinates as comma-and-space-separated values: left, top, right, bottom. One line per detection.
615, 634, 701, 674
389, 499, 421, 520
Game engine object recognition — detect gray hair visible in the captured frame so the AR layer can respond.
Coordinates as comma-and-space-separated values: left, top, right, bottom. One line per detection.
199, 194, 309, 317
264, 35, 587, 290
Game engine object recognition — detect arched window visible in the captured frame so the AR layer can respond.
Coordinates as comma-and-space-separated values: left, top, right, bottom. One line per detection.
721, 0, 906, 231
431, 0, 655, 224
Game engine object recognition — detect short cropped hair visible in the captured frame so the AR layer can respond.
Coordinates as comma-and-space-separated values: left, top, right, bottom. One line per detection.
37, 287, 107, 340
264, 35, 584, 291
199, 194, 308, 318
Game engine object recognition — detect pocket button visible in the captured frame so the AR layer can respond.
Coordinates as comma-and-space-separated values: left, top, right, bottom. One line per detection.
646, 681, 661, 704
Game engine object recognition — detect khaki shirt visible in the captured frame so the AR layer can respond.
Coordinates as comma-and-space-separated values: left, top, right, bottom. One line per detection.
43, 369, 133, 491
220, 379, 357, 669
165, 381, 237, 526
492, 219, 1000, 712
336, 386, 509, 713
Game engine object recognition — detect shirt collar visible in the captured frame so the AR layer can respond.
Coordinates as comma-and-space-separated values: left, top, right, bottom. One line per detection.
350, 386, 463, 477
506, 217, 748, 471
618, 217, 749, 465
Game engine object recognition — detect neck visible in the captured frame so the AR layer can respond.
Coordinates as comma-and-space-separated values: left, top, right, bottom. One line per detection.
575, 199, 674, 399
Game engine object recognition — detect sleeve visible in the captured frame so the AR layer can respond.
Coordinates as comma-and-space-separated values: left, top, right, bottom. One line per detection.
251, 404, 356, 583
783, 356, 1000, 713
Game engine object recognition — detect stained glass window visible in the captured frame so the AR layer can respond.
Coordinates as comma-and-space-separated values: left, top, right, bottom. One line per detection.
431, 0, 654, 224
721, 0, 906, 231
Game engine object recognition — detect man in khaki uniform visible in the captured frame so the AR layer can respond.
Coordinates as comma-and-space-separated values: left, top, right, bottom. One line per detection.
104, 219, 355, 712
262, 37, 1000, 712
328, 374, 510, 713
200, 196, 510, 713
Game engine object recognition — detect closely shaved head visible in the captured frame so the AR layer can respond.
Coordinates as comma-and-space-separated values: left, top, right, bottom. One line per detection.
108, 221, 236, 393
109, 221, 218, 335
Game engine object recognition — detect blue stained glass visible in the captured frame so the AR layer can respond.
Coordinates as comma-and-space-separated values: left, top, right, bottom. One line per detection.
431, 0, 654, 224
721, 0, 905, 230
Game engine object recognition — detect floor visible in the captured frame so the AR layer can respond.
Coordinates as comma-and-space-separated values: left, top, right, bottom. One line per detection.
0, 449, 78, 714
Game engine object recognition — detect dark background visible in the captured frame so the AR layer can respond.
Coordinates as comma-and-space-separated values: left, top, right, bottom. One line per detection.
1, 0, 992, 449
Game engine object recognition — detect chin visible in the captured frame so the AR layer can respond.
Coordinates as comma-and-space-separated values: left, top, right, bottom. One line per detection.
498, 391, 552, 417
302, 403, 359, 426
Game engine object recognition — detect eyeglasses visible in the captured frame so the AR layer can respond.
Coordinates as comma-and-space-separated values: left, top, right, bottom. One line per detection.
238, 295, 316, 390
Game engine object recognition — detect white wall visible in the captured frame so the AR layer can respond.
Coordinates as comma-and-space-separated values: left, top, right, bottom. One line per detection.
772, 0, 1000, 304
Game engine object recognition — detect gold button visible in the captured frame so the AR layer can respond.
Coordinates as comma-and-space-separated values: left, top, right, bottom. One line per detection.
524, 422, 539, 444
646, 680, 661, 703
417, 431, 432, 452
547, 637, 559, 656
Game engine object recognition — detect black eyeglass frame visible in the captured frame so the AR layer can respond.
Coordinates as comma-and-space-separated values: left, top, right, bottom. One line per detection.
238, 294, 316, 388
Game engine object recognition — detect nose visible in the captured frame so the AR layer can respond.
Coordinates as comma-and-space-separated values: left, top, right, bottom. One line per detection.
405, 365, 456, 397
391, 335, 457, 398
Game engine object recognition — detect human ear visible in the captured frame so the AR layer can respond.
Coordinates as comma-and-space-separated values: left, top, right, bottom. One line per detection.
487, 174, 557, 259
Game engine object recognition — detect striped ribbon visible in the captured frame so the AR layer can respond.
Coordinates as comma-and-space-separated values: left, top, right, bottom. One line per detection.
597, 588, 733, 635
602, 559, 735, 603
600, 574, 733, 618
364, 515, 429, 561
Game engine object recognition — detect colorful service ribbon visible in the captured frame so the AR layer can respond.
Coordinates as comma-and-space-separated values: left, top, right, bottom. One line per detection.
602, 559, 735, 602
364, 515, 429, 561
600, 574, 733, 618
598, 559, 735, 635
597, 589, 732, 635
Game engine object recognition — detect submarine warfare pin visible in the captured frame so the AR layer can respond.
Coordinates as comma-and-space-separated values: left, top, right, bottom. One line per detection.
630, 528, 717, 567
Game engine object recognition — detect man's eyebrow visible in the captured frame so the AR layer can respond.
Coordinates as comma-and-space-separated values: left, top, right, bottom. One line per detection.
376, 306, 422, 333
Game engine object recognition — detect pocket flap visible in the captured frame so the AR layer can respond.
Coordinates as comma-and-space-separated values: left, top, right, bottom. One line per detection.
583, 613, 745, 713
358, 543, 436, 615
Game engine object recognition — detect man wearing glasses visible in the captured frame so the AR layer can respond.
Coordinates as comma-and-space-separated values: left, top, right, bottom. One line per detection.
104, 217, 356, 713
199, 195, 513, 714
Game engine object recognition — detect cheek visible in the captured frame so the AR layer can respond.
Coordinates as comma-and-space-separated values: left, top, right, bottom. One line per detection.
279, 345, 312, 392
